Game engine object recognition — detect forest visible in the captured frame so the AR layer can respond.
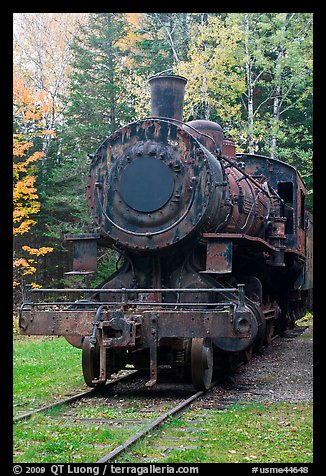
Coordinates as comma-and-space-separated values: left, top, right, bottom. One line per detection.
13, 12, 313, 307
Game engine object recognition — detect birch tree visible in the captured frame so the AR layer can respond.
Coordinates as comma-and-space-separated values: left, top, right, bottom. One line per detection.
235, 12, 312, 164
266, 13, 313, 159
13, 13, 87, 153
177, 15, 246, 138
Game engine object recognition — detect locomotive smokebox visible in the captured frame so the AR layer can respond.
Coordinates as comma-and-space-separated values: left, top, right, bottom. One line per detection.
149, 74, 187, 121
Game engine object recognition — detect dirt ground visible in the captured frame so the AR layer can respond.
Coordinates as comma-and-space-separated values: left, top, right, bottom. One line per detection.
196, 324, 313, 407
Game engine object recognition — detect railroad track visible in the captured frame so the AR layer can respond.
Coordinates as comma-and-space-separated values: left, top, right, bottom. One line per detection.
13, 369, 219, 463
97, 329, 308, 463
13, 369, 139, 423
14, 328, 307, 463
96, 382, 213, 463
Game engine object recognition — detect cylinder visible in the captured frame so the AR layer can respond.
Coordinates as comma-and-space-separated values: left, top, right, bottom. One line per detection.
149, 75, 187, 121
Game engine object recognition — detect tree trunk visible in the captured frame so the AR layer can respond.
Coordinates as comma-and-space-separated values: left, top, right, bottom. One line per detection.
107, 13, 116, 128
270, 13, 287, 159
244, 13, 255, 154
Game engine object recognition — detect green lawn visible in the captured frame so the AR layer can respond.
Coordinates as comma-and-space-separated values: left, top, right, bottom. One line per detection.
14, 403, 157, 463
13, 330, 313, 463
117, 403, 313, 463
13, 336, 86, 416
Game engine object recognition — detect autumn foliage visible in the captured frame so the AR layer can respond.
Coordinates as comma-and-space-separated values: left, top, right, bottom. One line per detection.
13, 74, 54, 288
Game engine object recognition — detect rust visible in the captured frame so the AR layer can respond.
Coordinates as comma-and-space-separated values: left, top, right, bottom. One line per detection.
148, 75, 187, 121
184, 119, 224, 153
20, 74, 313, 391
202, 239, 232, 274
19, 309, 97, 337
223, 138, 236, 159
64, 233, 100, 273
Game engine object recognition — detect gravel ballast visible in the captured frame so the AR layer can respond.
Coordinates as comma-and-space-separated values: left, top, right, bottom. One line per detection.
196, 324, 313, 407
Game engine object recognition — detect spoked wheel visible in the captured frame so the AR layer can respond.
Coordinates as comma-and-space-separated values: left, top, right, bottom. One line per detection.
82, 336, 106, 387
191, 338, 213, 390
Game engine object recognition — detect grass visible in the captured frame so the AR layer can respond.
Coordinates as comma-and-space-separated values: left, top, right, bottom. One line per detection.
13, 336, 86, 416
117, 402, 313, 463
14, 403, 156, 463
296, 313, 313, 339
14, 400, 313, 463
13, 336, 162, 463
13, 316, 313, 463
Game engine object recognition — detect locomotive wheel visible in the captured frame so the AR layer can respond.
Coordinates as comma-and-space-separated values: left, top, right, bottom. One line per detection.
191, 338, 213, 390
82, 336, 106, 387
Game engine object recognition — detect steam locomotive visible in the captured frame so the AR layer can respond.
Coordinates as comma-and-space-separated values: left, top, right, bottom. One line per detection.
19, 75, 313, 390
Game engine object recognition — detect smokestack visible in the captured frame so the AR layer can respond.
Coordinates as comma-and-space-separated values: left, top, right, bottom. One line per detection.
148, 75, 187, 122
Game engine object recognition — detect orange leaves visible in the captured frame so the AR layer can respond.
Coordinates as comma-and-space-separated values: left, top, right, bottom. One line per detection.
13, 245, 53, 287
22, 245, 54, 256
13, 74, 52, 237
13, 73, 55, 288
14, 175, 38, 200
13, 219, 37, 236
13, 246, 53, 287
41, 129, 56, 136
13, 258, 30, 268
13, 257, 37, 276
13, 141, 33, 157
13, 74, 53, 123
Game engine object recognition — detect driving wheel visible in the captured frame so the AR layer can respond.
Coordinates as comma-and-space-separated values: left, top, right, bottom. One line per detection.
191, 338, 213, 390
82, 336, 106, 387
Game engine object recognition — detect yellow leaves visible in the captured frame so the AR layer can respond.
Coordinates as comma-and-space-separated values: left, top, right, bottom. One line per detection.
13, 257, 36, 276
13, 174, 40, 236
13, 75, 55, 288
31, 283, 42, 288
13, 246, 53, 287
13, 206, 39, 222
176, 14, 246, 136
118, 13, 145, 60
13, 219, 37, 236
13, 74, 54, 243
22, 246, 54, 256
13, 175, 38, 201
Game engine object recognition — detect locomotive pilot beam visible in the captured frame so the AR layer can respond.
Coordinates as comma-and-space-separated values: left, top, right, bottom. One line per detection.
20, 74, 313, 391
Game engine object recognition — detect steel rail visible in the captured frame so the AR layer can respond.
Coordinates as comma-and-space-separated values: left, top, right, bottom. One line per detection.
13, 370, 139, 423
96, 381, 216, 463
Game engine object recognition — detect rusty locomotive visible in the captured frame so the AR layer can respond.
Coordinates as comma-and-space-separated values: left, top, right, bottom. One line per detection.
19, 75, 313, 390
